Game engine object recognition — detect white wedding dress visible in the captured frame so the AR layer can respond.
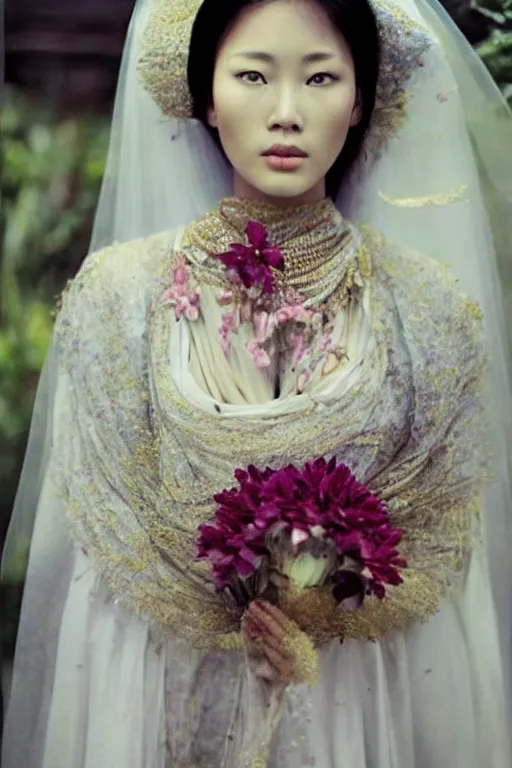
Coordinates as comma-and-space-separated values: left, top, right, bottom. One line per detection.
3, 0, 512, 763
3, 203, 510, 766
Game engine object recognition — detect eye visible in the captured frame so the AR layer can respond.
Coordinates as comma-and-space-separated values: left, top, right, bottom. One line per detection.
237, 71, 267, 85
307, 72, 338, 86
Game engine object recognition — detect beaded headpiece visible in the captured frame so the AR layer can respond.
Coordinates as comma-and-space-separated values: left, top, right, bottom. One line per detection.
138, 0, 434, 153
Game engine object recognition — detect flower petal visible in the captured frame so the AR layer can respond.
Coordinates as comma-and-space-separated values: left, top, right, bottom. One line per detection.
332, 570, 366, 604
246, 221, 267, 249
291, 528, 310, 548
263, 247, 284, 271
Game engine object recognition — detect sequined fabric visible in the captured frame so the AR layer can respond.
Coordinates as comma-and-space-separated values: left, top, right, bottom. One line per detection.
54, 200, 488, 657
181, 197, 365, 309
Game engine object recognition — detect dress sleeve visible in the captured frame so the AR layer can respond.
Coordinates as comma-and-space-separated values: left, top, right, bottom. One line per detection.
281, 240, 490, 642
50, 236, 171, 617
346, 242, 489, 639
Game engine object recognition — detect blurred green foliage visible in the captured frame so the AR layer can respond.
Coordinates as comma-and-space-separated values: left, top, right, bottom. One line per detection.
0, 89, 108, 660
474, 0, 512, 99
0, 87, 109, 559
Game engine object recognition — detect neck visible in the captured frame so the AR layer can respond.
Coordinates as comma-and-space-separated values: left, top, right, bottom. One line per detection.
233, 172, 327, 208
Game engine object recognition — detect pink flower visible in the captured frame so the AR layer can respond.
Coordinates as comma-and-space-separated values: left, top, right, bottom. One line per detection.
217, 221, 284, 295
164, 262, 201, 321
219, 311, 239, 358
275, 306, 294, 324
175, 294, 200, 321
358, 527, 407, 598
174, 264, 188, 285
216, 289, 234, 306
275, 303, 314, 327
221, 312, 238, 333
247, 338, 271, 369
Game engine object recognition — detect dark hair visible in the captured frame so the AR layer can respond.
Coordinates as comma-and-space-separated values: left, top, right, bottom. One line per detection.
187, 0, 380, 199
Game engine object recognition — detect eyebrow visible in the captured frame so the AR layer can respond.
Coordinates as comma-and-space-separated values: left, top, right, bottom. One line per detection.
231, 51, 338, 64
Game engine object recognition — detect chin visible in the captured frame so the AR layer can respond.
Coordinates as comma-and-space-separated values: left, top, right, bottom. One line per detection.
250, 174, 323, 205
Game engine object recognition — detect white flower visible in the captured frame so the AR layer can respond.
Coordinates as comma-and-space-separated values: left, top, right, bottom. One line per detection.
283, 551, 336, 589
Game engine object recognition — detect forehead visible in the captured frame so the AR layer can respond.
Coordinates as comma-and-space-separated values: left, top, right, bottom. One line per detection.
218, 0, 347, 58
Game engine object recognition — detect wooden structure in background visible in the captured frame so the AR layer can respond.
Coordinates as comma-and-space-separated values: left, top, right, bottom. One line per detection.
5, 0, 490, 117
5, 0, 136, 114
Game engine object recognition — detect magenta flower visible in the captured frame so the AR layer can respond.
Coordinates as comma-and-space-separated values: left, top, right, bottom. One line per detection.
331, 569, 367, 607
358, 527, 407, 598
196, 457, 407, 604
218, 221, 284, 295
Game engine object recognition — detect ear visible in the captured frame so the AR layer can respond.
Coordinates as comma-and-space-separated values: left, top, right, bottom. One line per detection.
349, 92, 363, 127
207, 104, 218, 128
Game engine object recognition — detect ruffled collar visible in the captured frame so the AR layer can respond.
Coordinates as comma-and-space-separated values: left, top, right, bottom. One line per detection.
181, 196, 367, 309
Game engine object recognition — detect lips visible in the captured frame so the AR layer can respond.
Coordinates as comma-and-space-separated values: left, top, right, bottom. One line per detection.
262, 145, 308, 158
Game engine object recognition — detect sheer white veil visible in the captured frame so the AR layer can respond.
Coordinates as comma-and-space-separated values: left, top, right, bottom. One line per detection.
2, 0, 512, 747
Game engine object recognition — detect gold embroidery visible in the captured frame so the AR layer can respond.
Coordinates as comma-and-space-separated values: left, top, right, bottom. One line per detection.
53, 214, 488, 657
181, 197, 370, 311
378, 184, 468, 208
281, 619, 318, 686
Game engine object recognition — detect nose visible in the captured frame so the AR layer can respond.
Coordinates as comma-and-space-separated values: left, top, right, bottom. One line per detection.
268, 86, 303, 133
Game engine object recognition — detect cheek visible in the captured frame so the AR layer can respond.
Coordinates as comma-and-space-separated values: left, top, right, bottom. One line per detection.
215, 109, 264, 178
320, 90, 357, 151
212, 87, 254, 149
212, 71, 255, 118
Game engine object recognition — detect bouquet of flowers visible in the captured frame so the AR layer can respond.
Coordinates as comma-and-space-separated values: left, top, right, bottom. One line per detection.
197, 457, 407, 619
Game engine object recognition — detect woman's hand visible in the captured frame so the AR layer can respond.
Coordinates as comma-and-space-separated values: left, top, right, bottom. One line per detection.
242, 599, 317, 687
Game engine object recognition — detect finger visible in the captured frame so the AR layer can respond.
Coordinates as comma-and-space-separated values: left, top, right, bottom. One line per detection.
255, 600, 292, 632
242, 621, 267, 659
244, 611, 272, 642
262, 642, 293, 680
248, 602, 285, 639
242, 615, 264, 640
246, 603, 272, 632
259, 628, 284, 655
252, 657, 277, 682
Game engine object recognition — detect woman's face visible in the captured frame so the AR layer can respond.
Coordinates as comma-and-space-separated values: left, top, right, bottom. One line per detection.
208, 0, 359, 206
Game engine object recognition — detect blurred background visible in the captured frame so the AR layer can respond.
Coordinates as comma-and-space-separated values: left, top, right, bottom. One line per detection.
0, 0, 511, 737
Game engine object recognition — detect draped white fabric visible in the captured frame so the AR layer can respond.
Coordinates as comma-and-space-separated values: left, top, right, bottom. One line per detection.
23, 553, 512, 766
3, 310, 510, 765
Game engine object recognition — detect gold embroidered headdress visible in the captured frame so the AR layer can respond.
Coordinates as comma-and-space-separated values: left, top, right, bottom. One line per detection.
137, 0, 434, 154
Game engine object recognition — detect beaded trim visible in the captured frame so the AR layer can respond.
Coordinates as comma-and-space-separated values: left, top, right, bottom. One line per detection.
181, 197, 369, 310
